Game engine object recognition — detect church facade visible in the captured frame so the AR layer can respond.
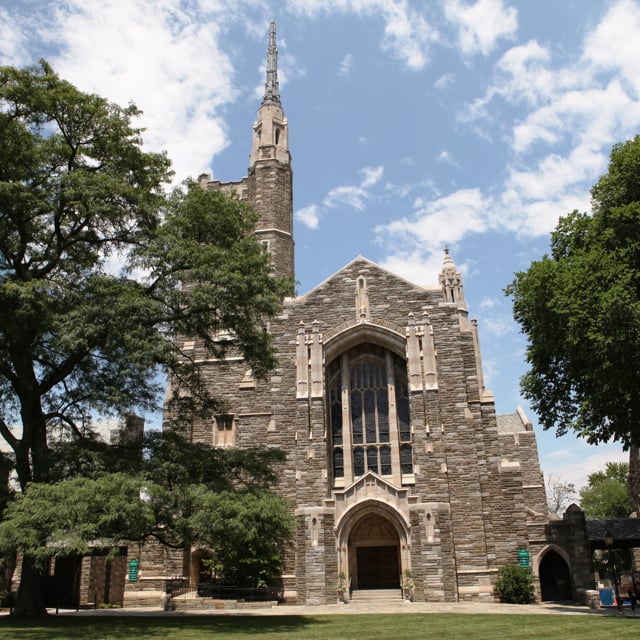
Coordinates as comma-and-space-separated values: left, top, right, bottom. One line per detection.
161, 22, 580, 605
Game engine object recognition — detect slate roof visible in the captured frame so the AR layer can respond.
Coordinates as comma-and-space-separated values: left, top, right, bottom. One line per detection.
587, 518, 640, 549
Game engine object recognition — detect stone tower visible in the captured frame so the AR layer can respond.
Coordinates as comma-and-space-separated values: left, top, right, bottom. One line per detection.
248, 19, 294, 281
200, 20, 293, 281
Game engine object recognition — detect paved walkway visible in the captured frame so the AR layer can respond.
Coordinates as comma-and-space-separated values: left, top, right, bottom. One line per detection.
35, 601, 638, 618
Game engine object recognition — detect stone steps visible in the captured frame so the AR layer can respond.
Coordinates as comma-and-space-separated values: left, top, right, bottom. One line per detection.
349, 589, 403, 604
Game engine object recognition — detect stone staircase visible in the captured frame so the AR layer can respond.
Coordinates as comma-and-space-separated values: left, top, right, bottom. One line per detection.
348, 589, 403, 605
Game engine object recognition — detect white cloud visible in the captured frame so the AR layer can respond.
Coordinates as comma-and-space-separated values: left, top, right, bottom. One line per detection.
479, 296, 500, 310
324, 185, 369, 210
295, 204, 321, 229
583, 0, 640, 98
434, 73, 455, 91
444, 0, 518, 56
286, 0, 439, 70
542, 440, 627, 493
482, 313, 515, 337
436, 150, 460, 166
14, 0, 245, 183
377, 188, 491, 252
378, 249, 445, 286
360, 165, 384, 188
338, 52, 353, 77
375, 0, 640, 273
299, 164, 385, 227
0, 7, 30, 65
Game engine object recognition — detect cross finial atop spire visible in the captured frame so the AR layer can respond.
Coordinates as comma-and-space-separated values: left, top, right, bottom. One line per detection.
263, 19, 280, 106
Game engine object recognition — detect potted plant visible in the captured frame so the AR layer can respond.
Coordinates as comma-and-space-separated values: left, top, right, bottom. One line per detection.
402, 570, 415, 602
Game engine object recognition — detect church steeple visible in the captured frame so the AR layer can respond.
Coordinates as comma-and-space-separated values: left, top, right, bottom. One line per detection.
263, 19, 280, 106
248, 20, 294, 281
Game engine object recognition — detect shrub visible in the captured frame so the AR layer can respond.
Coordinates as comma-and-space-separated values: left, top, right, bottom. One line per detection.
495, 564, 536, 604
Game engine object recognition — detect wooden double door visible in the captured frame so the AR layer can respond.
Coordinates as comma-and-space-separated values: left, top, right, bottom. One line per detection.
356, 545, 400, 589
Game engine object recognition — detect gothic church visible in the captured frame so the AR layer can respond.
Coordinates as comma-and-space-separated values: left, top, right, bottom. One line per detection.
160, 22, 573, 605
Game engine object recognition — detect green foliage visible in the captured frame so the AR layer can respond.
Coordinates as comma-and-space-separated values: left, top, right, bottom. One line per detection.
0, 61, 292, 491
0, 474, 154, 567
494, 564, 536, 604
579, 462, 632, 518
44, 431, 293, 586
0, 61, 292, 616
506, 136, 640, 448
190, 488, 293, 587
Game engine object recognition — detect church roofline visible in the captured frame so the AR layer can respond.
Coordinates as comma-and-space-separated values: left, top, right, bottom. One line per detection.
293, 255, 441, 302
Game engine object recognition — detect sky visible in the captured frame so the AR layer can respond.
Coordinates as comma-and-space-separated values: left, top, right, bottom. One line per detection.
2, 0, 639, 497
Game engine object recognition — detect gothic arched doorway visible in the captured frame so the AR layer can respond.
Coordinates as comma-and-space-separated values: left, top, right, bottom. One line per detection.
350, 512, 401, 589
539, 549, 572, 601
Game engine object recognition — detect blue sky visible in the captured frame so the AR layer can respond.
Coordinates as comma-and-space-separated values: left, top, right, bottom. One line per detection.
2, 0, 639, 496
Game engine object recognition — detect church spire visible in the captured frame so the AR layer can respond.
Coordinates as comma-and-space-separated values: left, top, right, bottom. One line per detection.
248, 21, 293, 281
263, 19, 280, 106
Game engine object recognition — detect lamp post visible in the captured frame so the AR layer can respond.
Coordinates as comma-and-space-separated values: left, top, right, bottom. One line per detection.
604, 529, 614, 581
604, 529, 619, 610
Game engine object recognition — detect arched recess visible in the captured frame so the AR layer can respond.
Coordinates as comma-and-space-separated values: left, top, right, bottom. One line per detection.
335, 499, 410, 591
325, 325, 413, 487
323, 321, 406, 364
536, 545, 573, 601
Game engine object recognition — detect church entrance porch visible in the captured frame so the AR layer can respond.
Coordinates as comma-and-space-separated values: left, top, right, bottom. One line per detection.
348, 512, 402, 591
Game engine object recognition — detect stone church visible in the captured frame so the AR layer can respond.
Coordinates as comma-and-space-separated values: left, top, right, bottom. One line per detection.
154, 22, 589, 605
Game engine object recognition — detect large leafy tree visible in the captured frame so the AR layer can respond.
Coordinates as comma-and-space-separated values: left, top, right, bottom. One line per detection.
579, 462, 632, 519
0, 61, 291, 616
0, 474, 154, 566
1, 434, 293, 591
507, 136, 640, 512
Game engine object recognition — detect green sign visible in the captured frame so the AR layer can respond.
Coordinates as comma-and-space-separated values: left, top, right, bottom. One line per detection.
128, 559, 139, 582
518, 549, 530, 568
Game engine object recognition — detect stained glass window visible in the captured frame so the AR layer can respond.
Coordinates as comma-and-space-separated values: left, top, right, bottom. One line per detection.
328, 344, 413, 482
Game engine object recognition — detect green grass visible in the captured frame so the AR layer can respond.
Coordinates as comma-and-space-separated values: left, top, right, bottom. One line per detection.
0, 612, 635, 640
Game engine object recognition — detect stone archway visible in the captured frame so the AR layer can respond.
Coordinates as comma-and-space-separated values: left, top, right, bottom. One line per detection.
539, 549, 573, 601
350, 513, 401, 589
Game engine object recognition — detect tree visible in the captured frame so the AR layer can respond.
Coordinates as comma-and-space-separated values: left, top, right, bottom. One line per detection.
506, 136, 640, 513
1, 435, 294, 592
0, 474, 154, 565
579, 462, 632, 519
0, 452, 14, 605
138, 431, 292, 585
546, 474, 576, 516
0, 61, 291, 616
0, 473, 154, 612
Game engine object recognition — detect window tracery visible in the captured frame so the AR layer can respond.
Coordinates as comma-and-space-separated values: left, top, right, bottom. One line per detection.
328, 343, 413, 484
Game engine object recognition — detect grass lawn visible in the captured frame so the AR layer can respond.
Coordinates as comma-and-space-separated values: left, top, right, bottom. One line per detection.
0, 612, 636, 640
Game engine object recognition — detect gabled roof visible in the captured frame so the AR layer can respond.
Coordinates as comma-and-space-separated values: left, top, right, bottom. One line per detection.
293, 255, 441, 303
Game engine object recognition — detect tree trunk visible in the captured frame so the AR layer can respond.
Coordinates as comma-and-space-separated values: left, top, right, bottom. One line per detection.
183, 537, 193, 586
12, 555, 47, 618
629, 444, 640, 515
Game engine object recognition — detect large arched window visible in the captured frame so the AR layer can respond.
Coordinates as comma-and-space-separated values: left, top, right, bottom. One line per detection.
328, 343, 412, 485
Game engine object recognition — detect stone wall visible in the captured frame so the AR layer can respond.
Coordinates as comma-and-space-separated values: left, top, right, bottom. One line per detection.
168, 254, 553, 603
